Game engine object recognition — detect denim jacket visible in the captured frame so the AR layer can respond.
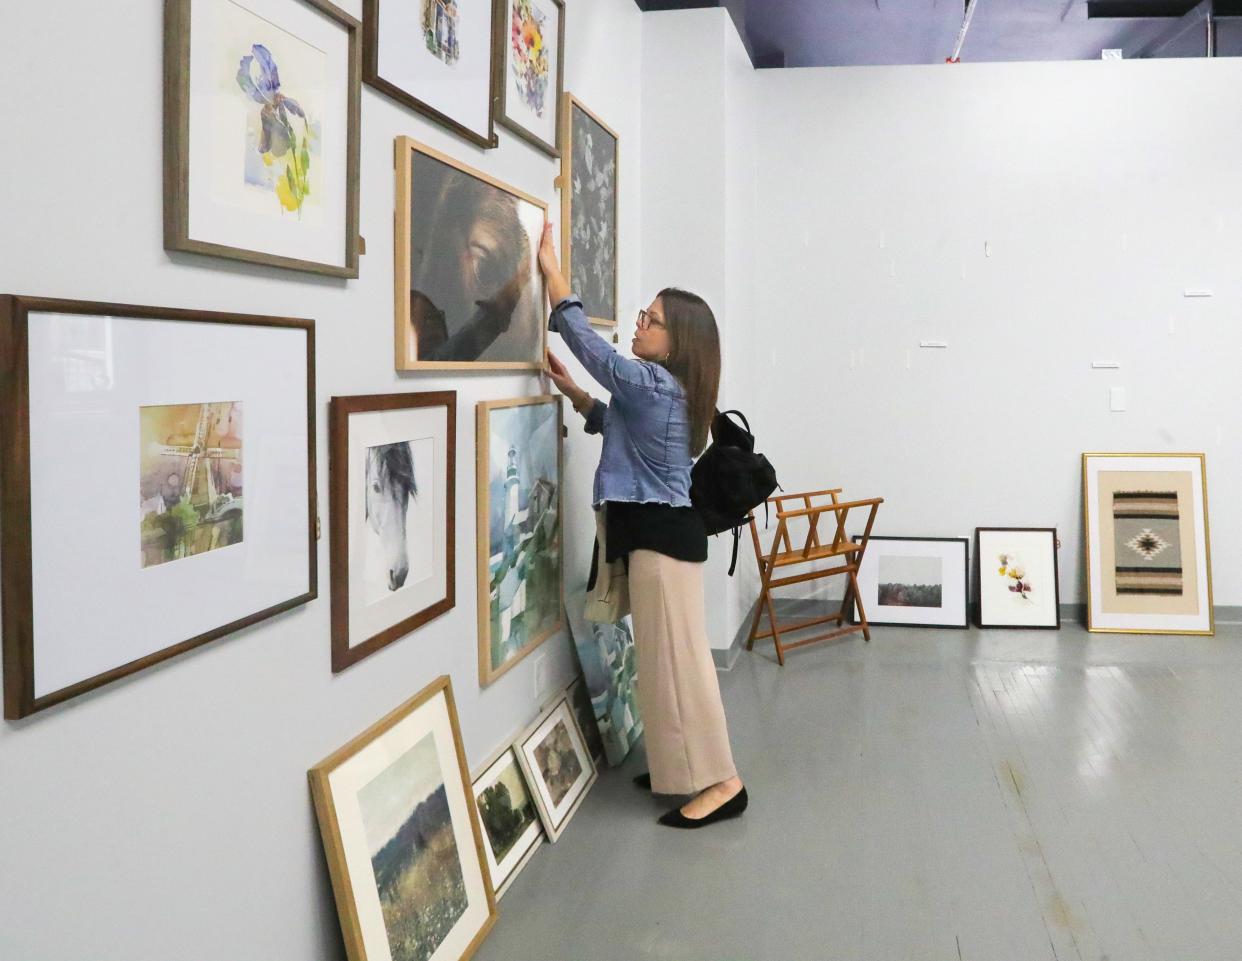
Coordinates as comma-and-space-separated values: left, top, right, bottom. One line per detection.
550, 297, 693, 509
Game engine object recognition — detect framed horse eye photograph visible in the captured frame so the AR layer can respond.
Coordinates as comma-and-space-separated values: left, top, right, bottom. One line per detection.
329, 391, 456, 672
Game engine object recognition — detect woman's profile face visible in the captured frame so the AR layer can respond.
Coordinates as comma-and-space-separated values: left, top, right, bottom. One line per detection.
632, 297, 672, 362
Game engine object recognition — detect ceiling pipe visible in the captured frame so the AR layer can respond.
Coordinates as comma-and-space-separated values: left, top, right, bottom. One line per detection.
947, 0, 981, 61
1126, 0, 1213, 56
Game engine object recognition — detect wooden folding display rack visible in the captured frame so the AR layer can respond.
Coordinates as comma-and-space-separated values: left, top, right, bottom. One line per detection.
746, 488, 884, 665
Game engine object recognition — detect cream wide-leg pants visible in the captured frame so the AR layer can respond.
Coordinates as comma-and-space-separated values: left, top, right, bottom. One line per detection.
628, 549, 738, 795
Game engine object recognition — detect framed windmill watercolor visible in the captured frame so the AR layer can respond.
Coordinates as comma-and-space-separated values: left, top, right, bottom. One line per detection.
975, 528, 1061, 629
494, 0, 564, 157
476, 396, 563, 686
329, 391, 455, 673
1, 296, 316, 720
1083, 453, 1213, 635
470, 741, 544, 898
164, 0, 362, 277
514, 695, 596, 842
559, 94, 618, 327
309, 676, 498, 961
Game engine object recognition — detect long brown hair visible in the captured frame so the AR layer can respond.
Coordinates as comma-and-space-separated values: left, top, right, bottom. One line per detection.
658, 288, 720, 456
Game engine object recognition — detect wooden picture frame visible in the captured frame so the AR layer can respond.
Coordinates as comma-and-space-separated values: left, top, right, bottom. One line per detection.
309, 676, 498, 961
974, 527, 1061, 630
470, 739, 545, 898
475, 395, 564, 686
493, 0, 565, 157
163, 0, 362, 277
558, 93, 619, 327
849, 535, 970, 629
363, 0, 498, 149
514, 694, 597, 842
394, 136, 549, 371
1, 295, 316, 720
329, 391, 456, 672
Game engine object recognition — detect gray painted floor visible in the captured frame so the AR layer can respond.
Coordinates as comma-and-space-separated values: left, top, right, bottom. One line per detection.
474, 620, 1242, 961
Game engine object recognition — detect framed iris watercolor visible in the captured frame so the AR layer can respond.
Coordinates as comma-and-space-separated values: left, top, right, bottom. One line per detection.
1, 296, 315, 720
850, 536, 969, 629
364, 0, 497, 148
514, 695, 597, 842
395, 137, 548, 370
559, 94, 618, 327
494, 0, 564, 157
975, 528, 1061, 629
164, 0, 361, 276
470, 741, 544, 898
1083, 453, 1213, 635
476, 396, 563, 686
329, 391, 456, 673
565, 595, 641, 768
310, 676, 497, 961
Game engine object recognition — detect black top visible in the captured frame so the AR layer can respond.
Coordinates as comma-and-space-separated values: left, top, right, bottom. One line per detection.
604, 501, 707, 565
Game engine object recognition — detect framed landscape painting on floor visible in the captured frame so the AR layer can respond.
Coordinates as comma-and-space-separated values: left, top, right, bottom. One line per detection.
975, 528, 1061, 629
494, 0, 564, 156
515, 695, 597, 842
1083, 453, 1213, 635
476, 396, 563, 686
1, 296, 315, 720
329, 391, 455, 672
310, 676, 497, 961
164, 0, 362, 276
559, 94, 618, 327
851, 536, 969, 629
470, 742, 544, 898
395, 137, 547, 370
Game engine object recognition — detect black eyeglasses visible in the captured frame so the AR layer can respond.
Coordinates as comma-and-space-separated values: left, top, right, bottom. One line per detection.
637, 309, 666, 331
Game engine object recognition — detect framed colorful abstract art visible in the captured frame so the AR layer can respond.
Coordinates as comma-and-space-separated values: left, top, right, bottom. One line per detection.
975, 528, 1061, 629
565, 595, 642, 768
559, 94, 619, 327
164, 0, 362, 277
1, 296, 316, 720
329, 391, 456, 673
395, 137, 548, 370
364, 0, 497, 148
309, 676, 498, 961
514, 695, 597, 842
470, 741, 544, 898
475, 396, 563, 686
494, 0, 564, 157
1082, 453, 1214, 635
850, 536, 970, 629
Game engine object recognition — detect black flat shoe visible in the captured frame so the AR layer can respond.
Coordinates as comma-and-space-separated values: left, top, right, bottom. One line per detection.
658, 787, 748, 829
633, 772, 652, 790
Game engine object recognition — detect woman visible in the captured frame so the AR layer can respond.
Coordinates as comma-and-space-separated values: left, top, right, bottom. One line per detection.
538, 223, 747, 829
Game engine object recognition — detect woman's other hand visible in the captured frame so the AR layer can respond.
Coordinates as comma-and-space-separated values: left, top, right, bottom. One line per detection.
545, 350, 588, 408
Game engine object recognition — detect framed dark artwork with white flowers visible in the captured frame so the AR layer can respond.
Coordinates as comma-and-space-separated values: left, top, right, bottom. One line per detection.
558, 94, 618, 327
164, 0, 362, 277
494, 0, 565, 157
975, 528, 1061, 629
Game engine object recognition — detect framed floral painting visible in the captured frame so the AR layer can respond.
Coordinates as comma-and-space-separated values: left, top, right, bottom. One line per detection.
494, 0, 564, 157
559, 94, 619, 327
1083, 453, 1213, 635
470, 742, 544, 898
975, 528, 1061, 629
164, 0, 362, 276
514, 695, 597, 842
850, 536, 969, 629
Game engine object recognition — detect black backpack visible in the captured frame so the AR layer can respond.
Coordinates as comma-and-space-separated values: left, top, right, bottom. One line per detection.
690, 409, 779, 575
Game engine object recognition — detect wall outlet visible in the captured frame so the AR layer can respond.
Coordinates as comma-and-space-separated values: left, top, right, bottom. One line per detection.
533, 653, 552, 698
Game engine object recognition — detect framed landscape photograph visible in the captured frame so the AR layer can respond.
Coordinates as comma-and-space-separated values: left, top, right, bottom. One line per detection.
514, 695, 597, 842
164, 0, 362, 276
395, 137, 548, 370
476, 396, 563, 686
975, 528, 1061, 629
1, 296, 315, 720
851, 536, 969, 629
494, 0, 564, 157
470, 742, 544, 898
1083, 453, 1213, 635
309, 676, 497, 961
329, 391, 455, 672
565, 596, 641, 768
363, 0, 497, 148
559, 94, 618, 327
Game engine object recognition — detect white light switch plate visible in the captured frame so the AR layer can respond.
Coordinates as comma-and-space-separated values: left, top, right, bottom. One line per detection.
1109, 386, 1126, 412
533, 654, 551, 697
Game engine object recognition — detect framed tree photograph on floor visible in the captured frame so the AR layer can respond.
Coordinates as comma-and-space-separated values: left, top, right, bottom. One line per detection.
559, 94, 618, 327
470, 741, 544, 898
476, 396, 563, 686
1083, 453, 1213, 635
395, 137, 548, 370
493, 0, 564, 157
514, 694, 597, 842
850, 536, 969, 629
309, 676, 497, 961
164, 0, 362, 276
975, 528, 1061, 629
329, 391, 455, 672
1, 295, 316, 720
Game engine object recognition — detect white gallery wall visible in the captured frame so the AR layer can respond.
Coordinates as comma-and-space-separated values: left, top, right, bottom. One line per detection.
0, 1, 641, 959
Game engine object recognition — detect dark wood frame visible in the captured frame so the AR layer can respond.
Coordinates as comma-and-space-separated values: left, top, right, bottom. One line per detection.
328, 390, 456, 672
164, 0, 362, 277
309, 675, 498, 961
974, 527, 1062, 630
848, 535, 970, 630
363, 0, 499, 149
557, 93, 620, 327
1, 295, 317, 720
492, 0, 565, 157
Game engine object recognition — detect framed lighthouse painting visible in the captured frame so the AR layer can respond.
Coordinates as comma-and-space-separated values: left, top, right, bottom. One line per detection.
475, 395, 563, 686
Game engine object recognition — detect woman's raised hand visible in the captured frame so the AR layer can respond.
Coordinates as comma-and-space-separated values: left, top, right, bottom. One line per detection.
538, 221, 559, 278
544, 349, 580, 399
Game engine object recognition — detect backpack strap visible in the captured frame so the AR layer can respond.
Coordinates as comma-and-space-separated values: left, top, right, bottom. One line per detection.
728, 526, 741, 576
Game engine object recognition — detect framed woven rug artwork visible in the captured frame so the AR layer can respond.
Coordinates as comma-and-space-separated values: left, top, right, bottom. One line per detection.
1082, 453, 1214, 635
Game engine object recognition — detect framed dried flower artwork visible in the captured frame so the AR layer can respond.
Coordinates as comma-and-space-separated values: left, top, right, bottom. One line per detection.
494, 0, 564, 157
975, 528, 1061, 629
